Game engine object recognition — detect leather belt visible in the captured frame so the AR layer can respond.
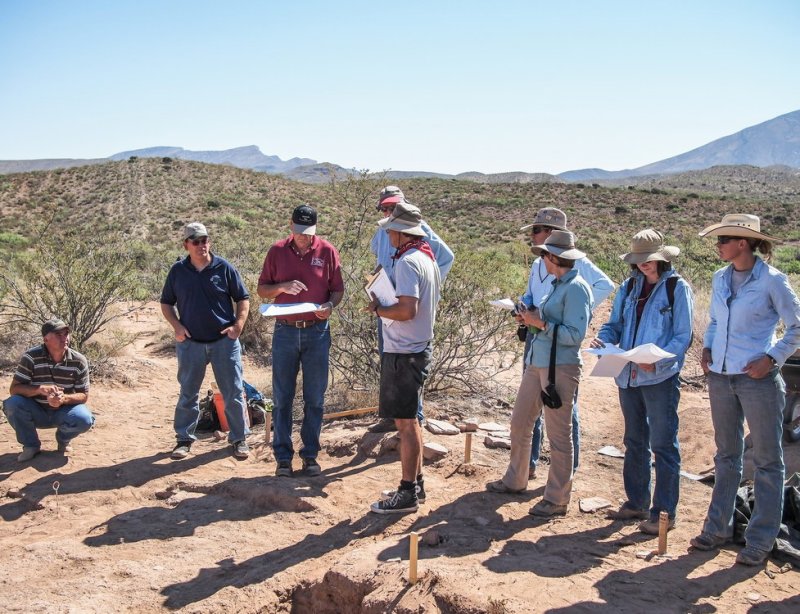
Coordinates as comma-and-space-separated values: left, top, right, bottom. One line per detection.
276, 319, 318, 328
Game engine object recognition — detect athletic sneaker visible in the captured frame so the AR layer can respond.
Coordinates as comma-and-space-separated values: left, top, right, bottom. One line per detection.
275, 460, 293, 477
171, 441, 192, 460
232, 440, 249, 459
381, 480, 426, 504
302, 458, 322, 476
370, 486, 418, 514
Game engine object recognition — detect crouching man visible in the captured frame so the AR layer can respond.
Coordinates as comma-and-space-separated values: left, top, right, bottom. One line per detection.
367, 202, 441, 514
3, 318, 94, 462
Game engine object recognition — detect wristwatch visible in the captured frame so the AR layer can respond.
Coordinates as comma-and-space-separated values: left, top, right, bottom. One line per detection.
766, 354, 777, 366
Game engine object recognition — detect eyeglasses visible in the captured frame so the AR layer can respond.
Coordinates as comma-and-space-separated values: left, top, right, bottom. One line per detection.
530, 226, 550, 235
378, 205, 396, 213
716, 236, 737, 245
188, 237, 209, 246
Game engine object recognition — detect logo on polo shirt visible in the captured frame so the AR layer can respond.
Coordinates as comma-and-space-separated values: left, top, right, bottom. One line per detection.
210, 274, 226, 292
310, 257, 325, 267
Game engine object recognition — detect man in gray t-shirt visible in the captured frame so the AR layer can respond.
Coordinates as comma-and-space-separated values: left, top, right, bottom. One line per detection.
367, 202, 441, 514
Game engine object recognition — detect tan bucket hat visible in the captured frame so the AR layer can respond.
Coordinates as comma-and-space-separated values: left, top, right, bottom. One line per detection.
621, 229, 680, 264
378, 201, 426, 237
699, 214, 779, 241
520, 207, 568, 232
531, 230, 585, 261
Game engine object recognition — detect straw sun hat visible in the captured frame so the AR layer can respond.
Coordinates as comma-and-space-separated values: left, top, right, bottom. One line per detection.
698, 213, 779, 242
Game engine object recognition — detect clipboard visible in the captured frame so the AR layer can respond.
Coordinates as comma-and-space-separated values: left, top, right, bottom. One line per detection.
364, 265, 398, 327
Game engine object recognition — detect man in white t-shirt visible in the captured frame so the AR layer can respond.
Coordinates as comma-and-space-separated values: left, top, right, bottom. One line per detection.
366, 202, 441, 514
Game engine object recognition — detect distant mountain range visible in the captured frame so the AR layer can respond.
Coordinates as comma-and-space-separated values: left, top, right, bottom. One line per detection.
560, 109, 800, 182
1, 110, 798, 182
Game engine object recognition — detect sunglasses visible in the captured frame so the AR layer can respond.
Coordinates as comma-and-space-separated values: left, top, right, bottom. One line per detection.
530, 226, 550, 235
188, 237, 209, 246
716, 236, 738, 245
378, 204, 396, 213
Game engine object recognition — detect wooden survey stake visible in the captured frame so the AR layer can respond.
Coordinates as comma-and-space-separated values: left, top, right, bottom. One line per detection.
657, 511, 669, 554
464, 432, 473, 464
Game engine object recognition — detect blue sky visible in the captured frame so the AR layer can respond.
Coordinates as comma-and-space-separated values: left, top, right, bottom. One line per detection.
1, 1, 798, 174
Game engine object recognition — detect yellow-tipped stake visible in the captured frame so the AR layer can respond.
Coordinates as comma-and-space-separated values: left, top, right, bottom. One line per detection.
409, 532, 419, 584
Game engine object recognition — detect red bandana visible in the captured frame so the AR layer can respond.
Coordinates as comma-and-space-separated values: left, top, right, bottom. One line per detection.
392, 237, 435, 262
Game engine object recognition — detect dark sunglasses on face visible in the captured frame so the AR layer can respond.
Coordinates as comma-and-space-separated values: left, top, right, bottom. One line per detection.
531, 226, 550, 235
716, 236, 737, 245
188, 237, 209, 246
378, 205, 395, 213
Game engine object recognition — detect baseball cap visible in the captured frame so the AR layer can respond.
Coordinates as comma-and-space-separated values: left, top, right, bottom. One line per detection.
292, 205, 317, 235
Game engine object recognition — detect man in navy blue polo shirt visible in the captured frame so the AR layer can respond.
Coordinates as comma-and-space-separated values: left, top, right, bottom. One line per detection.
160, 222, 251, 460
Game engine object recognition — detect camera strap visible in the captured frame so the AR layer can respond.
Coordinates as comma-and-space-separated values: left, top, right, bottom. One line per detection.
547, 324, 559, 390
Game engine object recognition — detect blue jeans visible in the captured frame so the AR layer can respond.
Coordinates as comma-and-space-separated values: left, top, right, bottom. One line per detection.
3, 395, 94, 448
703, 370, 785, 552
174, 336, 249, 444
272, 320, 331, 462
378, 317, 424, 422
618, 375, 681, 519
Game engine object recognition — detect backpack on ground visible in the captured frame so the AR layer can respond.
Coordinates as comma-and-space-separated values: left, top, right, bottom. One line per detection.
196, 391, 220, 432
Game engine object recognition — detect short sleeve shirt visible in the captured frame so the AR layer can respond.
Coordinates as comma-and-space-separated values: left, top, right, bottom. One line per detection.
13, 345, 90, 408
160, 254, 249, 342
382, 249, 441, 354
258, 236, 345, 323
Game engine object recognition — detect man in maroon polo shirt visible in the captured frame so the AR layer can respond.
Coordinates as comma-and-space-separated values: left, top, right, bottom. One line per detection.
257, 205, 344, 477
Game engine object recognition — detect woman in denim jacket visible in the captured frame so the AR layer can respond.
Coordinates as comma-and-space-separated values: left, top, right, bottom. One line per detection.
591, 229, 693, 535
690, 214, 800, 566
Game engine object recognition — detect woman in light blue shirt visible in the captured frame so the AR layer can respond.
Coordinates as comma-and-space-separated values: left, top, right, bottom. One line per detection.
591, 230, 693, 535
691, 214, 800, 567
487, 230, 592, 519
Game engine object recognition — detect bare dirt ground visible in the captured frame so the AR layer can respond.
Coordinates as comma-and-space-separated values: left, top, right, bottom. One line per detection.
1, 303, 799, 613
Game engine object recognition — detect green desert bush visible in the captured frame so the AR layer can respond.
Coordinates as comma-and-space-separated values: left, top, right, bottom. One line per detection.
0, 235, 140, 351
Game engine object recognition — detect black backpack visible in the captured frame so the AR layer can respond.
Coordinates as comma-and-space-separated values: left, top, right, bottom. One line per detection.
196, 391, 221, 432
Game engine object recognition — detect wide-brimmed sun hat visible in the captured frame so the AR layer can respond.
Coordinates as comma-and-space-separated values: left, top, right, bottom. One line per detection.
699, 213, 779, 242
531, 230, 585, 261
621, 229, 680, 264
520, 207, 568, 232
378, 201, 426, 237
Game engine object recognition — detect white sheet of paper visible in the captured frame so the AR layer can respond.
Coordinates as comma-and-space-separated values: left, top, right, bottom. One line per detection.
259, 302, 320, 317
584, 343, 676, 378
365, 266, 398, 327
489, 298, 516, 311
